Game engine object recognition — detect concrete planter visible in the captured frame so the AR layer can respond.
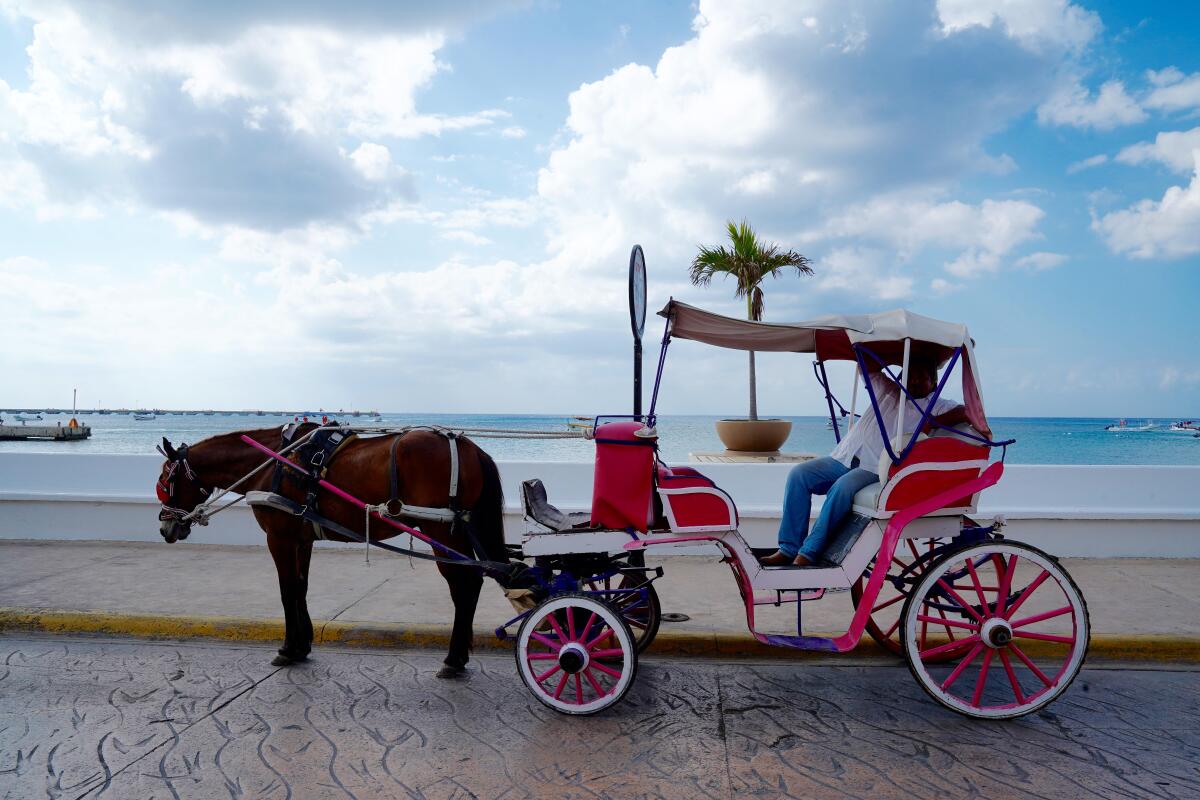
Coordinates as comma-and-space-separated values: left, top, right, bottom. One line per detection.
715, 419, 793, 453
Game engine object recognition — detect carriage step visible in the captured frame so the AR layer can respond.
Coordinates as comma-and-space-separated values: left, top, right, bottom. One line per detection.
244, 491, 302, 515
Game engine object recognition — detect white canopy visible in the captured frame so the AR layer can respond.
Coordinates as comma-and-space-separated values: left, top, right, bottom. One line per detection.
658, 300, 990, 431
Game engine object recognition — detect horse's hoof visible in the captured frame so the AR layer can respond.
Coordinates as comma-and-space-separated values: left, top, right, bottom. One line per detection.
436, 664, 467, 680
271, 653, 308, 667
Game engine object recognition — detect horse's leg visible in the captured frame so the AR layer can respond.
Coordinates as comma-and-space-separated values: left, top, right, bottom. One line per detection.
267, 529, 307, 666
437, 562, 483, 679
295, 537, 315, 656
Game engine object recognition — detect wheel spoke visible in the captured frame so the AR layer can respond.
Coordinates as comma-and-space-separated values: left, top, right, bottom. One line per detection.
936, 604, 958, 642
583, 666, 606, 696
915, 614, 978, 632
575, 674, 583, 704
567, 607, 577, 640
884, 616, 902, 639
535, 663, 561, 684
935, 578, 985, 623
547, 614, 568, 644
971, 650, 994, 707
1009, 642, 1053, 688
530, 631, 561, 651
586, 626, 614, 650
872, 593, 905, 613
1011, 606, 1074, 629
590, 661, 622, 679
526, 652, 558, 660
965, 559, 989, 612
553, 671, 569, 700
940, 643, 984, 691
1012, 630, 1075, 644
579, 612, 597, 644
999, 650, 1026, 705
1003, 569, 1051, 620
921, 634, 981, 660
590, 648, 626, 658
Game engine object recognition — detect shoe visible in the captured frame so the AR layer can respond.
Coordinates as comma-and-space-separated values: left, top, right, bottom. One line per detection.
759, 550, 793, 566
792, 554, 814, 567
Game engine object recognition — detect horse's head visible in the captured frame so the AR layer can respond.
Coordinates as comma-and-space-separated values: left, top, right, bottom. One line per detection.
156, 437, 208, 543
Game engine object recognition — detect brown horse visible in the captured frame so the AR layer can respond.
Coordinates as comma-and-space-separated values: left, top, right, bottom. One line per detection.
154, 425, 509, 677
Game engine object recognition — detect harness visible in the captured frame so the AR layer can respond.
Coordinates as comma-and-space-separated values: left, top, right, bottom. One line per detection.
156, 443, 207, 522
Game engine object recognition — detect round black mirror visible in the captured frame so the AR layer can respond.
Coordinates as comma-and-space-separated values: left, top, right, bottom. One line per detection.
629, 245, 646, 341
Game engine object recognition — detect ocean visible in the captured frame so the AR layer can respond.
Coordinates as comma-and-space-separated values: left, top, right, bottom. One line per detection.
2, 412, 1198, 465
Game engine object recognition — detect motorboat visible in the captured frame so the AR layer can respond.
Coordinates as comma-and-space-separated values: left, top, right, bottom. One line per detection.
14, 413, 42, 422
133, 413, 156, 421
1105, 419, 1154, 432
1168, 420, 1198, 432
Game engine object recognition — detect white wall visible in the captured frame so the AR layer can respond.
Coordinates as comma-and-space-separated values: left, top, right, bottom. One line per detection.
1, 453, 1197, 557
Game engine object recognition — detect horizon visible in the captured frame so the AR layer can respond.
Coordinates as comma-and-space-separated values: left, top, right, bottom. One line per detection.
2, 1, 1198, 417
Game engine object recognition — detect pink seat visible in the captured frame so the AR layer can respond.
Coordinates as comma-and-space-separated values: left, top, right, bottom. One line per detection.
655, 463, 739, 533
853, 437, 989, 519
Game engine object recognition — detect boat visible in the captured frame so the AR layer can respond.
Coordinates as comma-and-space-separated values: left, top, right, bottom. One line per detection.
566, 415, 595, 431
1105, 419, 1155, 432
133, 413, 155, 421
14, 413, 42, 422
1168, 420, 1198, 432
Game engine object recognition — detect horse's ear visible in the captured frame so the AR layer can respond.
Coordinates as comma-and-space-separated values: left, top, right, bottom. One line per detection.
161, 437, 177, 460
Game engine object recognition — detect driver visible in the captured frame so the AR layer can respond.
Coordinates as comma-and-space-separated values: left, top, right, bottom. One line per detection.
760, 357, 989, 567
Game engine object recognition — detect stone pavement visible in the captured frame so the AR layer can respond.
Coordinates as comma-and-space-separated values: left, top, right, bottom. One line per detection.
1, 635, 1198, 799
0, 540, 1198, 660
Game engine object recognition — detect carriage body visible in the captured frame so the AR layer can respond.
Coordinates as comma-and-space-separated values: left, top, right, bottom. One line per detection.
511, 300, 1090, 720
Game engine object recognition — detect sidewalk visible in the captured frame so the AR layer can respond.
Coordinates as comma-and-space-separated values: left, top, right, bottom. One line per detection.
1, 540, 1198, 661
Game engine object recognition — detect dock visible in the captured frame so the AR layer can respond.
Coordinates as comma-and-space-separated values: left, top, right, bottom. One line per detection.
0, 422, 91, 441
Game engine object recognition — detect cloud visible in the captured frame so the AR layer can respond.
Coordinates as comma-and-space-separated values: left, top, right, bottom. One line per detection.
1066, 153, 1107, 174
1014, 251, 1067, 270
1037, 79, 1146, 130
0, 1, 511, 230
1116, 126, 1200, 174
814, 248, 914, 302
499, 126, 527, 139
1144, 68, 1200, 112
1093, 157, 1200, 259
935, 0, 1101, 54
348, 142, 394, 181
819, 194, 1045, 278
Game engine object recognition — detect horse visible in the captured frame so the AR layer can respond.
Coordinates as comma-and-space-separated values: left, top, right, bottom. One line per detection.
154, 425, 509, 677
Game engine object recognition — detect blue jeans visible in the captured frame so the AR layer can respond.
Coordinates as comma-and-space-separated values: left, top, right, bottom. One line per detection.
777, 456, 879, 561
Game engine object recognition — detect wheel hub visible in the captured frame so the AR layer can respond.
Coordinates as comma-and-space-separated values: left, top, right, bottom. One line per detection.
980, 617, 1013, 649
558, 642, 590, 674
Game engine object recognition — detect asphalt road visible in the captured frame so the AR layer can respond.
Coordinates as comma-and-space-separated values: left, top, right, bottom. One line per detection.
1, 636, 1197, 800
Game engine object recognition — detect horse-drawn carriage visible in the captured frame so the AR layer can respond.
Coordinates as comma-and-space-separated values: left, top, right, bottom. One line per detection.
154, 256, 1088, 721
502, 299, 1088, 718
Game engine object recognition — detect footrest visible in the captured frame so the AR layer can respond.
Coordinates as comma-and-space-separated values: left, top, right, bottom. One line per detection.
244, 491, 302, 515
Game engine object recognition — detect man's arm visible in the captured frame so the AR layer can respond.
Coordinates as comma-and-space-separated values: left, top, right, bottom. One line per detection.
922, 404, 993, 440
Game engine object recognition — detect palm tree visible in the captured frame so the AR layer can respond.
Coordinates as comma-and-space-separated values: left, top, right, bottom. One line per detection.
689, 219, 813, 420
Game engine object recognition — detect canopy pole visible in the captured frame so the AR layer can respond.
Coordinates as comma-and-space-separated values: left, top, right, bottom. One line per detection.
848, 367, 859, 433
896, 338, 911, 446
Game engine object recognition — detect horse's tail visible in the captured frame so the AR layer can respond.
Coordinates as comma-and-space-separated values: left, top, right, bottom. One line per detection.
471, 447, 509, 565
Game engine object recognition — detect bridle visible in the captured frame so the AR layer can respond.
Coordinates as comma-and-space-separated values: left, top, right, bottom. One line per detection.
156, 443, 208, 524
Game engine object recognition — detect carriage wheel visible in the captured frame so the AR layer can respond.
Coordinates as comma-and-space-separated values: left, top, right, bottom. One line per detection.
901, 541, 1089, 719
584, 573, 661, 653
515, 593, 637, 715
852, 537, 973, 662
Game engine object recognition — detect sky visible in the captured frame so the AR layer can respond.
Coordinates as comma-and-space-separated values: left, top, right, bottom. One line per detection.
1, 0, 1198, 417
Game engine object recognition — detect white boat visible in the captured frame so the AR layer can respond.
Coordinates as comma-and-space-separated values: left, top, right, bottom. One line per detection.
14, 413, 42, 422
1105, 419, 1155, 432
133, 413, 155, 421
1168, 421, 1198, 432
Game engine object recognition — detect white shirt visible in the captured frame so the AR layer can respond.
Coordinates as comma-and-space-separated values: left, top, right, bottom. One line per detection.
830, 373, 957, 469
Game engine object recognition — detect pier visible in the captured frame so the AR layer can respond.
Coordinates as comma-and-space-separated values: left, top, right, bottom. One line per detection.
0, 421, 91, 441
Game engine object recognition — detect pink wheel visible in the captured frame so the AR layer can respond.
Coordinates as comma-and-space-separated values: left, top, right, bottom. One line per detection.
902, 541, 1089, 719
515, 593, 637, 715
